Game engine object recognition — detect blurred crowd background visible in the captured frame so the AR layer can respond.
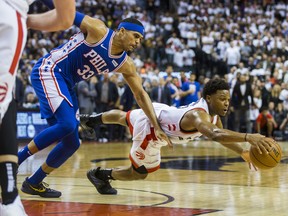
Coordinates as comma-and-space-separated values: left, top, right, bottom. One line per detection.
16, 0, 288, 142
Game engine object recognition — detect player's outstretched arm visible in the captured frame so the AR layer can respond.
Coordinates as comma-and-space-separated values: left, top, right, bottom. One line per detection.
190, 110, 273, 154
27, 0, 75, 32
215, 118, 258, 170
120, 58, 172, 148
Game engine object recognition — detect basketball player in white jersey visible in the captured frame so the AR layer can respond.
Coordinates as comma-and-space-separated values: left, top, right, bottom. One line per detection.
81, 78, 275, 195
0, 0, 75, 215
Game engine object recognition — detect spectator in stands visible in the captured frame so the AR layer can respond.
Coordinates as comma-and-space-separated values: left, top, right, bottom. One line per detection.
77, 77, 97, 140
269, 84, 282, 107
250, 88, 262, 133
186, 25, 198, 50
256, 106, 277, 138
163, 65, 175, 81
165, 32, 182, 66
259, 53, 273, 73
173, 46, 185, 71
160, 11, 174, 41
151, 77, 171, 105
77, 77, 97, 115
170, 77, 181, 107
274, 102, 286, 130
216, 36, 230, 62
268, 101, 276, 117
22, 92, 39, 109
240, 39, 253, 66
224, 41, 241, 74
279, 83, 288, 111
279, 112, 288, 134
183, 45, 196, 72
231, 73, 254, 133
180, 72, 201, 106
15, 76, 25, 108
95, 74, 119, 142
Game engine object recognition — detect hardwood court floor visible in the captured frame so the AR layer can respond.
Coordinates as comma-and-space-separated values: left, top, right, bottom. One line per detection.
17, 140, 288, 216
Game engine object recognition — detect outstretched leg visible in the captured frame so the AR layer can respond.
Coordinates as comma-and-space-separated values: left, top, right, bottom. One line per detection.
79, 110, 127, 137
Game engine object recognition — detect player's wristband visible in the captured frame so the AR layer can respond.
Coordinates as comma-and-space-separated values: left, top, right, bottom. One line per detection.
74, 12, 85, 28
39, 0, 55, 9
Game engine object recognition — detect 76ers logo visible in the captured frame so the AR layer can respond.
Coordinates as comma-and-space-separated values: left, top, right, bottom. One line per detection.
0, 82, 8, 102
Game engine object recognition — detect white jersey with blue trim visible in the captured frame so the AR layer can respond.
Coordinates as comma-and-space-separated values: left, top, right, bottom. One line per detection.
42, 28, 128, 89
156, 98, 218, 144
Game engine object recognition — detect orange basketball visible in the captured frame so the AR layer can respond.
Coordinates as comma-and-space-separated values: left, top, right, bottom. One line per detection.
249, 140, 282, 170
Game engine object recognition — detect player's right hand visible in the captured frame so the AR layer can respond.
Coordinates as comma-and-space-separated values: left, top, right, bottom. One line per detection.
154, 128, 173, 149
246, 134, 273, 154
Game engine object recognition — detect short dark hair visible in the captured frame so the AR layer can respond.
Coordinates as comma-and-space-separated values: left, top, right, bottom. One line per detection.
202, 78, 230, 99
260, 106, 268, 113
120, 18, 144, 27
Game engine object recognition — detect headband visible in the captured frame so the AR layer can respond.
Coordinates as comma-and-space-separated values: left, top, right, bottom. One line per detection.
117, 22, 145, 37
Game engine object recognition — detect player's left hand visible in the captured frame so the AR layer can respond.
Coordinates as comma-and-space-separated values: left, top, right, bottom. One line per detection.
241, 150, 258, 171
155, 128, 173, 149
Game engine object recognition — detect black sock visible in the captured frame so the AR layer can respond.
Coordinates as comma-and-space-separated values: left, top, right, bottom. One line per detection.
97, 169, 114, 181
0, 162, 18, 205
87, 113, 103, 127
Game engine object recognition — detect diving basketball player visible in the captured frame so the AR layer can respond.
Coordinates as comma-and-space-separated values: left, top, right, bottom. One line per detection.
81, 78, 275, 195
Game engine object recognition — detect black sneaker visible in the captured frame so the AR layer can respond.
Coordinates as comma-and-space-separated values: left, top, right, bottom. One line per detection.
87, 167, 117, 195
21, 178, 62, 198
79, 114, 96, 140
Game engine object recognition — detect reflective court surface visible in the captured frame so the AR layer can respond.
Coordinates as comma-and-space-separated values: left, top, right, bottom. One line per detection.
17, 140, 288, 216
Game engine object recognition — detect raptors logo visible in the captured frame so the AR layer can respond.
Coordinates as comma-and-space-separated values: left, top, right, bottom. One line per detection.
135, 151, 145, 160
0, 82, 8, 102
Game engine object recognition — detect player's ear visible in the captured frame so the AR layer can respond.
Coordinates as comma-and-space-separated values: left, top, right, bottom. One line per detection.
119, 27, 126, 36
206, 95, 211, 103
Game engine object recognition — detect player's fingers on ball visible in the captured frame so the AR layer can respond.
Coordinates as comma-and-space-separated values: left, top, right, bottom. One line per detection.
260, 145, 269, 154
260, 134, 265, 138
265, 139, 273, 148
267, 142, 273, 151
256, 145, 262, 154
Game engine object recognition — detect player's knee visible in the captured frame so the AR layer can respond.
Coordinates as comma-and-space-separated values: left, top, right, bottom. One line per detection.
108, 109, 125, 120
131, 172, 148, 180
63, 138, 80, 154
59, 119, 78, 135
131, 165, 148, 180
70, 140, 81, 152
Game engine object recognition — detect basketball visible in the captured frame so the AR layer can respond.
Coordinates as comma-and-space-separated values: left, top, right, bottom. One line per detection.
249, 139, 282, 170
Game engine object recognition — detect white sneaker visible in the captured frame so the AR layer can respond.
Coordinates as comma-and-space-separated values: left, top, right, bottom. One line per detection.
0, 195, 28, 216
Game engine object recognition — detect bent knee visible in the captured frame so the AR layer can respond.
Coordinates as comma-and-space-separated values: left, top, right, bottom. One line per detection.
59, 121, 78, 134
131, 172, 148, 180
62, 141, 80, 157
